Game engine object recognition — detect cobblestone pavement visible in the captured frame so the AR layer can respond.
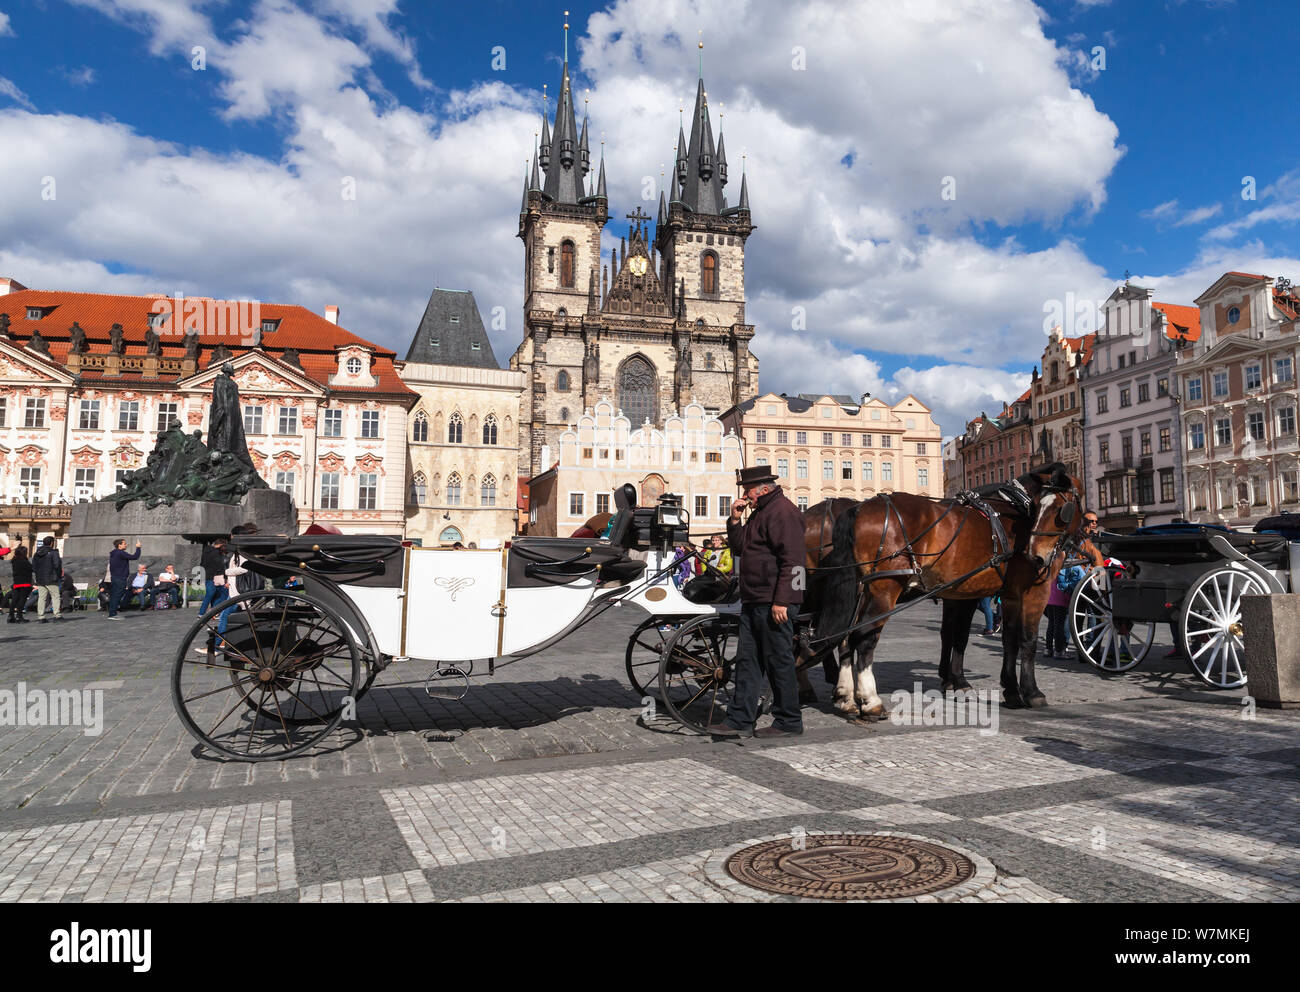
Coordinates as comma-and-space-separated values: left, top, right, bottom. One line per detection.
0, 605, 1296, 902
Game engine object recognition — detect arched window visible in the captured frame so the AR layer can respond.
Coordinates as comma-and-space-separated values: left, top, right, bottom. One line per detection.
448, 412, 463, 444
705, 352, 715, 370
556, 370, 570, 392
439, 525, 463, 544
560, 241, 575, 288
701, 252, 718, 296
618, 355, 658, 427
446, 473, 462, 506
409, 471, 427, 505
412, 411, 428, 443
483, 413, 498, 445
559, 406, 570, 423
481, 474, 497, 506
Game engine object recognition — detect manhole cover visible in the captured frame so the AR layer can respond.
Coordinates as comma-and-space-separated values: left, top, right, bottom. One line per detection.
724, 833, 976, 900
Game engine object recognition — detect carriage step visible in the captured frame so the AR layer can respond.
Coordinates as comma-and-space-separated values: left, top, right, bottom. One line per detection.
424, 666, 470, 701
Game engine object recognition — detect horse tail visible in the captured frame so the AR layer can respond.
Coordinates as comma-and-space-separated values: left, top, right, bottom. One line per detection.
814, 501, 864, 645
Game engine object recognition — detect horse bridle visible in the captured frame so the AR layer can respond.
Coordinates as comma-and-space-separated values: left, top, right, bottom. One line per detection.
1026, 485, 1083, 581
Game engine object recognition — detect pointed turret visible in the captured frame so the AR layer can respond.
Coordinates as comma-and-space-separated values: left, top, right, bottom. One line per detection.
578, 116, 590, 176
675, 121, 688, 192
542, 61, 584, 203
530, 149, 541, 192
680, 78, 725, 214
596, 153, 607, 199
657, 189, 667, 225
539, 110, 551, 171
738, 172, 750, 211
716, 132, 728, 187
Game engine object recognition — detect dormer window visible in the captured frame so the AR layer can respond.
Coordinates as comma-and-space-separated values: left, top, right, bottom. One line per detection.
26, 307, 47, 320
471, 341, 481, 350
261, 318, 281, 334
430, 337, 440, 347
449, 315, 460, 324
346, 357, 362, 375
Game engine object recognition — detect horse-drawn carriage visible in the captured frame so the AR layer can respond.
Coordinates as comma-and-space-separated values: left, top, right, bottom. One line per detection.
1068, 519, 1299, 689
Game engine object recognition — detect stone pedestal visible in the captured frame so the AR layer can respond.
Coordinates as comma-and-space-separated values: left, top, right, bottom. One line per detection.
62, 490, 297, 581
1240, 593, 1300, 709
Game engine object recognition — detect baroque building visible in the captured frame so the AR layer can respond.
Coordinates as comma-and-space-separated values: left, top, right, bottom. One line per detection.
511, 49, 758, 482
957, 388, 1034, 491
401, 289, 526, 547
1031, 325, 1095, 481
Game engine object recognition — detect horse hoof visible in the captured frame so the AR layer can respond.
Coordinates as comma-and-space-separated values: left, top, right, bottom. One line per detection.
944, 678, 973, 693
1024, 693, 1048, 708
859, 703, 886, 721
834, 702, 860, 720
1001, 691, 1027, 709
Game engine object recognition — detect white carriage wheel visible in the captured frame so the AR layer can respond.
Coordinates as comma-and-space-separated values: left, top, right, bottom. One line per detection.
1067, 567, 1156, 672
1179, 567, 1263, 690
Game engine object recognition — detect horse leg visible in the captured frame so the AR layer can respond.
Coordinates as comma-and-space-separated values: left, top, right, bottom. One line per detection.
1018, 585, 1051, 708
944, 599, 978, 693
938, 601, 954, 687
853, 627, 886, 719
999, 595, 1028, 708
796, 666, 817, 704
833, 645, 859, 718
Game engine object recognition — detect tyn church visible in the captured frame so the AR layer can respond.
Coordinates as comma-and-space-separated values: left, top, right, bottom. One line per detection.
511, 50, 759, 480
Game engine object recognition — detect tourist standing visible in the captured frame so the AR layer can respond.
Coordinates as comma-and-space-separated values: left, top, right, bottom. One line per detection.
198, 537, 230, 615
708, 465, 806, 739
32, 536, 63, 622
8, 545, 32, 623
106, 538, 142, 620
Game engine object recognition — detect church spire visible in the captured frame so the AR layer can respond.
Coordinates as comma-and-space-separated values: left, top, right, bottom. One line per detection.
596, 149, 607, 199
678, 77, 724, 214
738, 171, 750, 211
542, 29, 585, 204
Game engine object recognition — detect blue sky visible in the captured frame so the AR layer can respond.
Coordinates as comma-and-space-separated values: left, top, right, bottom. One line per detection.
1, 0, 1296, 436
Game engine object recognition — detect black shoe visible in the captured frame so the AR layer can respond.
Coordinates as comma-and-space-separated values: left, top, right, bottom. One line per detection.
755, 725, 803, 739
705, 722, 742, 737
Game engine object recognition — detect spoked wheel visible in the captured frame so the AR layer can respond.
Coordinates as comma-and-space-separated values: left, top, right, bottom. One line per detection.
625, 615, 684, 700
657, 614, 740, 734
1068, 567, 1156, 672
171, 590, 361, 761
1179, 567, 1263, 690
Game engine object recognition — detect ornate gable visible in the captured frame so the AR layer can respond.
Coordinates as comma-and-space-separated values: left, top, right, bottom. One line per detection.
602, 211, 671, 318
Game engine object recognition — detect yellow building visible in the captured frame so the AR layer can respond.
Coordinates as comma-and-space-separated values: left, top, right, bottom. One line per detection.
721, 393, 943, 508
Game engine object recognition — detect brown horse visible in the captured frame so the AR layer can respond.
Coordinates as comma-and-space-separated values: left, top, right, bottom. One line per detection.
815, 464, 1085, 716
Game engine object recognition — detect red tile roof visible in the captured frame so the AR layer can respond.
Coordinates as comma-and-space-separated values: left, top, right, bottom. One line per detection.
1152, 301, 1202, 343
1063, 332, 1096, 365
0, 287, 416, 402
1274, 290, 1300, 323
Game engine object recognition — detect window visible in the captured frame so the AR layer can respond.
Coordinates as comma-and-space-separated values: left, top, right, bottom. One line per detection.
440, 526, 463, 544
444, 412, 464, 444
701, 252, 717, 295
483, 414, 498, 445
822, 432, 833, 446
797, 496, 809, 510
1215, 417, 1231, 447
1252, 477, 1268, 506
1186, 377, 1203, 401
22, 398, 46, 429
568, 492, 584, 517
1121, 435, 1133, 463
842, 461, 852, 480
706, 451, 720, 463
559, 407, 570, 423
1189, 423, 1205, 450
822, 459, 834, 480
796, 431, 807, 445
1137, 474, 1155, 505
1137, 382, 1150, 403
361, 410, 380, 439
796, 458, 808, 479
841, 433, 852, 447
1119, 388, 1131, 408
26, 307, 44, 320
1276, 357, 1294, 384
447, 474, 462, 507
617, 355, 657, 427
1212, 371, 1229, 397
862, 434, 871, 447
1248, 411, 1265, 442
346, 357, 362, 376
1280, 407, 1297, 436
823, 407, 833, 419
320, 472, 340, 510
356, 473, 378, 510
863, 462, 873, 482
1160, 468, 1175, 503
78, 400, 100, 430
410, 472, 427, 505
156, 402, 178, 432
755, 429, 768, 443
413, 412, 428, 443
916, 443, 927, 455
481, 475, 497, 507
718, 496, 732, 518
1283, 470, 1299, 504
72, 468, 96, 501
243, 404, 263, 435
18, 467, 41, 498
275, 471, 295, 496
777, 457, 789, 477
1228, 306, 1241, 324
560, 241, 575, 288
777, 430, 788, 444
0, 398, 5, 428
323, 408, 343, 437
556, 370, 570, 392
583, 447, 594, 460
1157, 377, 1169, 397
1097, 481, 1108, 509
260, 318, 279, 335
879, 435, 892, 449
695, 495, 708, 518
881, 462, 893, 482
1140, 431, 1151, 456
595, 493, 610, 515
1246, 364, 1262, 391
1159, 426, 1171, 452
278, 407, 298, 435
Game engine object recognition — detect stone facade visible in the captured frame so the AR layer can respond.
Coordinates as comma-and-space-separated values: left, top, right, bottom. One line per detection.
956, 390, 1034, 491
722, 393, 943, 509
1030, 326, 1094, 482
1177, 272, 1300, 528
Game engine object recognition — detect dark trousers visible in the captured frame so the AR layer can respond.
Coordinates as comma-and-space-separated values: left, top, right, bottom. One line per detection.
107, 578, 128, 617
725, 603, 802, 732
1044, 604, 1068, 652
8, 585, 31, 620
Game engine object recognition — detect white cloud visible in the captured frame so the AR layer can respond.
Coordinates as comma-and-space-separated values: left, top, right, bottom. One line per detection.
59, 66, 98, 87
0, 12, 13, 37
1204, 169, 1300, 241
68, 0, 217, 55
1173, 202, 1222, 226
1141, 198, 1223, 228
0, 77, 33, 110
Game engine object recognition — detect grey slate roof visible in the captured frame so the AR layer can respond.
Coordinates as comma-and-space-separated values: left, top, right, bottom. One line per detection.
405, 289, 499, 369
677, 78, 727, 215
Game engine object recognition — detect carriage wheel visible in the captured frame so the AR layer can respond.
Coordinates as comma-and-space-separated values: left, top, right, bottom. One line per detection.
171, 590, 361, 761
657, 614, 740, 734
1068, 568, 1156, 672
625, 615, 683, 700
1179, 567, 1263, 690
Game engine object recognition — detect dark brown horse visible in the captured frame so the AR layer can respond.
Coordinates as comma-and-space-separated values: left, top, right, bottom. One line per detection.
815, 465, 1085, 716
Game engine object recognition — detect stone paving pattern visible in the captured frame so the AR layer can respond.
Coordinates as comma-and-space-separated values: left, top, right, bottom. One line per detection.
0, 605, 1296, 901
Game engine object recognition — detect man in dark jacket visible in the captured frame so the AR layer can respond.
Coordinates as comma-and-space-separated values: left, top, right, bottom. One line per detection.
106, 538, 142, 619
198, 537, 230, 615
32, 536, 63, 621
708, 465, 806, 738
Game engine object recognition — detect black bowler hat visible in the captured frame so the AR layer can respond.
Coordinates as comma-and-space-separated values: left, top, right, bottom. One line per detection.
736, 465, 778, 487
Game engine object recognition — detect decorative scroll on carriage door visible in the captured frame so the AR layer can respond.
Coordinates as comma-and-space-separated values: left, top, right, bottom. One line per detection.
403, 549, 508, 662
